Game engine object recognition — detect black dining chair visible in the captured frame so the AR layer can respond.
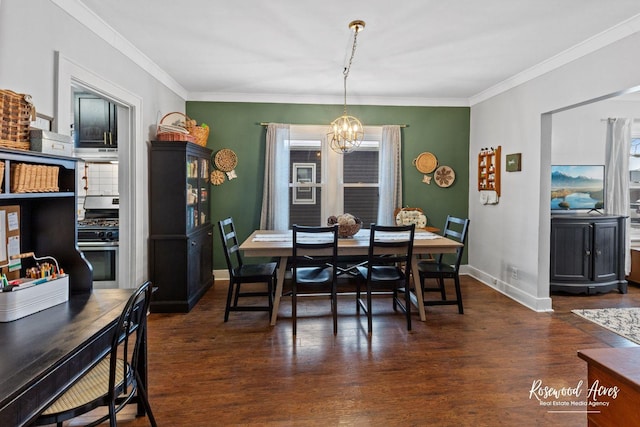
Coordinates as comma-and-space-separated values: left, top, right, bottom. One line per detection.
356, 223, 415, 335
219, 217, 277, 322
291, 224, 339, 336
34, 281, 157, 427
417, 216, 470, 314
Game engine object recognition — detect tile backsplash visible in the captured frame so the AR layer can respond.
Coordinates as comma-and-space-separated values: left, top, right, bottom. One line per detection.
77, 161, 119, 219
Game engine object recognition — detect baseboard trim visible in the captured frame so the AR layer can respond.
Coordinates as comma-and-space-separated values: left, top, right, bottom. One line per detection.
463, 265, 553, 312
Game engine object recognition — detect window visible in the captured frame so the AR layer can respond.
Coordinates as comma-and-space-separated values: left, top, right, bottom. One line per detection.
288, 125, 382, 227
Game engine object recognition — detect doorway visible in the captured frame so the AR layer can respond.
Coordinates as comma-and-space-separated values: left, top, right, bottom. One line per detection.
55, 52, 145, 290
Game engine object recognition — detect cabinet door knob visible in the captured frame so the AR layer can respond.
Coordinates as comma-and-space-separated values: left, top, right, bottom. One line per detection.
103, 132, 107, 145
109, 132, 113, 145
596, 250, 602, 256
191, 240, 197, 246
585, 250, 591, 256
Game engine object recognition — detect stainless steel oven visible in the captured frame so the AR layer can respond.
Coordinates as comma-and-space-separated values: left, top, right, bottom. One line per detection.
77, 242, 118, 288
77, 195, 119, 289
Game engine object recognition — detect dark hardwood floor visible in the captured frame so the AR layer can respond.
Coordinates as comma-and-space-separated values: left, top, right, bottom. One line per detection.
65, 276, 640, 426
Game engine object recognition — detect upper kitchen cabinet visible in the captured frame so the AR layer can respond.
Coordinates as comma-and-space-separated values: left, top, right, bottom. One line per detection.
74, 93, 117, 149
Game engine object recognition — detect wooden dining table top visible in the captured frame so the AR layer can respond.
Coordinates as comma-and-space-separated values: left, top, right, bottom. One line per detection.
239, 228, 462, 256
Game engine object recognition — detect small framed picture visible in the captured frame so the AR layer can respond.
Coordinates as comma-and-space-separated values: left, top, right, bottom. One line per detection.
292, 163, 316, 204
506, 153, 522, 172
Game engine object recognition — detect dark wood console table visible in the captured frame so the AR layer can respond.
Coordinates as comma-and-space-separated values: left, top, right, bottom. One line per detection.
0, 289, 140, 427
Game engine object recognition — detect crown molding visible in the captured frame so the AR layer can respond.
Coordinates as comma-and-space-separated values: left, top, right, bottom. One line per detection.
51, 0, 188, 100
187, 91, 470, 107
470, 13, 640, 106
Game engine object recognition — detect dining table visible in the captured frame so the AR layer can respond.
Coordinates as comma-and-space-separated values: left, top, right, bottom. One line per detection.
239, 228, 463, 325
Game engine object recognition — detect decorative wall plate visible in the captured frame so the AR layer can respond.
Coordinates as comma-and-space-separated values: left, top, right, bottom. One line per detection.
434, 165, 455, 187
214, 149, 238, 172
210, 169, 225, 185
413, 152, 438, 174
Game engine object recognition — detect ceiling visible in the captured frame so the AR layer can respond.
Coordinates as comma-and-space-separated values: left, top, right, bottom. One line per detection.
72, 0, 640, 105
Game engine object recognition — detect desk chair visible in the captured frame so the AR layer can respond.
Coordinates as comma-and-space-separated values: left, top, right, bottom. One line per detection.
219, 217, 277, 322
34, 281, 157, 427
417, 216, 470, 314
291, 224, 339, 336
356, 224, 415, 335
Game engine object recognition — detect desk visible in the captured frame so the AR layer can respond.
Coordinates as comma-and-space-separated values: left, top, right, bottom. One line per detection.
0, 289, 138, 427
239, 229, 463, 325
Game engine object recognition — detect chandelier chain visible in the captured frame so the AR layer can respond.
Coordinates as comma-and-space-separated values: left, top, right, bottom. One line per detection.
342, 28, 360, 113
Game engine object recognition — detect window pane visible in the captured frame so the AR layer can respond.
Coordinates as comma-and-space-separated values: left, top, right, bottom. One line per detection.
344, 150, 378, 183
344, 187, 378, 225
290, 188, 322, 226
290, 150, 321, 182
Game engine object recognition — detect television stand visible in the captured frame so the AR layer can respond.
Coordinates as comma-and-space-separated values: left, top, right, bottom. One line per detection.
550, 215, 627, 295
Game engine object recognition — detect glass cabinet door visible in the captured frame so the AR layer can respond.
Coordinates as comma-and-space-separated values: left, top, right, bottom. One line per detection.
186, 154, 210, 231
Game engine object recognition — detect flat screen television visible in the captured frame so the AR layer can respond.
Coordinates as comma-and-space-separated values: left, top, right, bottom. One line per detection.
551, 165, 605, 212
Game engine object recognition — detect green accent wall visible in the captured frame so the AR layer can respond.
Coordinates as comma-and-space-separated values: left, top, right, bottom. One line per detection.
186, 101, 470, 270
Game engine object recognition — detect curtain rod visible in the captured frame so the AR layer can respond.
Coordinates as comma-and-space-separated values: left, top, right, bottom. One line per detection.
259, 122, 407, 127
600, 118, 640, 122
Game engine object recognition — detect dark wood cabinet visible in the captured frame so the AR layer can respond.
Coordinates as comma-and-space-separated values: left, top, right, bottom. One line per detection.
149, 141, 213, 312
0, 148, 92, 292
74, 93, 117, 149
550, 215, 627, 294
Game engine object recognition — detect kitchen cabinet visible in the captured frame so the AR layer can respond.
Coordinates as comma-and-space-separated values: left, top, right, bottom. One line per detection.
0, 148, 92, 292
149, 141, 213, 312
550, 215, 627, 294
74, 93, 117, 149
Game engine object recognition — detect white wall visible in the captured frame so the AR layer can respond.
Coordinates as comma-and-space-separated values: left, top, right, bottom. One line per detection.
469, 32, 640, 311
0, 0, 185, 287
552, 99, 640, 164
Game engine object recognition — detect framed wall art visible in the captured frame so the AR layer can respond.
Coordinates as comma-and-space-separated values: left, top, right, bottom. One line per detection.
506, 153, 522, 172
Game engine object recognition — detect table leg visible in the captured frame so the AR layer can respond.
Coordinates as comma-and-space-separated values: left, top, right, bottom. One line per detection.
411, 256, 426, 321
270, 256, 288, 326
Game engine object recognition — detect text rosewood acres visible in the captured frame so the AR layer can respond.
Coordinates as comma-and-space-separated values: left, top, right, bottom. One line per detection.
529, 379, 619, 407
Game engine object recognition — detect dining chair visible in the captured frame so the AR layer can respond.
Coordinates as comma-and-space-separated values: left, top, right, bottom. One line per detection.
416, 216, 470, 314
356, 223, 415, 335
291, 224, 339, 336
34, 281, 157, 427
219, 217, 277, 322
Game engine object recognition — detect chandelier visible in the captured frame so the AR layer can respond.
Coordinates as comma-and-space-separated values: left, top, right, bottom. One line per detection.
328, 20, 365, 154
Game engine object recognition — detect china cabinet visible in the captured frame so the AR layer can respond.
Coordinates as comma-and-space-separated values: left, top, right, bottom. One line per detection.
149, 141, 213, 312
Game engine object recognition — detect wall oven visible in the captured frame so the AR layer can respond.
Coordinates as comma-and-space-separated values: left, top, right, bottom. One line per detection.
77, 242, 118, 288
77, 195, 119, 289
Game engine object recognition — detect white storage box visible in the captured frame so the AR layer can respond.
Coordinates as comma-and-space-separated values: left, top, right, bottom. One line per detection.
0, 275, 69, 322
30, 130, 73, 157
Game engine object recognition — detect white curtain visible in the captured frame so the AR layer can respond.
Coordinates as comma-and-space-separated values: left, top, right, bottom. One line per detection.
378, 125, 402, 225
259, 123, 290, 231
605, 118, 631, 274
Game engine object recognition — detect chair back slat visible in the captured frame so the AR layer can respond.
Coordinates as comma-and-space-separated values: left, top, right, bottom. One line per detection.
367, 223, 415, 270
218, 217, 244, 276
437, 215, 470, 268
292, 224, 339, 268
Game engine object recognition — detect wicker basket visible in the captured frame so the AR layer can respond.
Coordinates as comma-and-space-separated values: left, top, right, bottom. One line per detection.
10, 163, 59, 193
0, 89, 36, 151
157, 112, 208, 146
187, 124, 209, 147
328, 214, 363, 238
